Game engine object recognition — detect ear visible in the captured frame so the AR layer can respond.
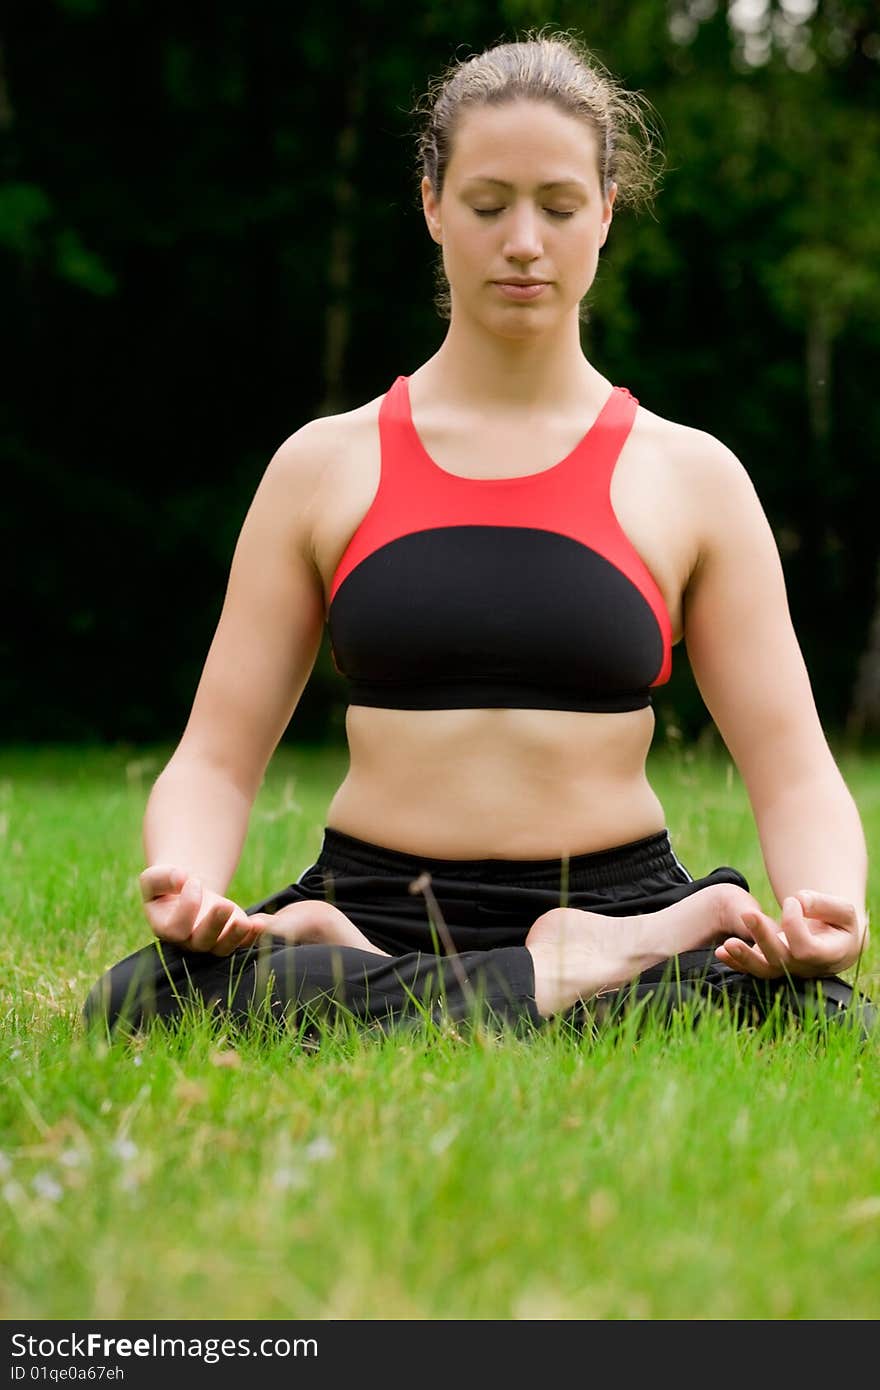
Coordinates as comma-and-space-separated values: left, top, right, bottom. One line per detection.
421, 175, 443, 245
600, 180, 617, 247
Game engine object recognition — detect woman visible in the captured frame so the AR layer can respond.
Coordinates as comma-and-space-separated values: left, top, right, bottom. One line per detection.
85, 34, 871, 1037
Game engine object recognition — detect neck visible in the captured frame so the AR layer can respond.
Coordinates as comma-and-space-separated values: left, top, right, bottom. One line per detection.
414, 308, 607, 412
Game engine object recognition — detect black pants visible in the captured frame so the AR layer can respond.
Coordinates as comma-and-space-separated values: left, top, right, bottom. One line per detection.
83, 828, 873, 1037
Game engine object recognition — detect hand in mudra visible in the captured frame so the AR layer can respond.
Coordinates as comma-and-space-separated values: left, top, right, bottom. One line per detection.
140, 866, 388, 958
715, 891, 867, 979
139, 866, 264, 957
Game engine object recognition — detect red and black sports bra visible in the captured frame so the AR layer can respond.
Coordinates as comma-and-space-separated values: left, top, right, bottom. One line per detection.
326, 375, 672, 713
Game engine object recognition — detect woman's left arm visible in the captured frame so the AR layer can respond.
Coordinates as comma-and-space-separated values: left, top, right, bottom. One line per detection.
679, 433, 869, 977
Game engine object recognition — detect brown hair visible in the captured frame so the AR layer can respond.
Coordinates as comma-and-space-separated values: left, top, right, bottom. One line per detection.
412, 28, 665, 321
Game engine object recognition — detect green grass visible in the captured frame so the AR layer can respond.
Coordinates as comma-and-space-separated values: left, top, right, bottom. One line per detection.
1, 741, 878, 1320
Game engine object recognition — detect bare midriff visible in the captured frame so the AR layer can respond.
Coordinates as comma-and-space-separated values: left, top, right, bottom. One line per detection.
324, 703, 666, 859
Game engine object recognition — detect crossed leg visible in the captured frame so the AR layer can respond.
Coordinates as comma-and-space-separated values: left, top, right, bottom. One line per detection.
248, 882, 761, 1019
524, 882, 760, 1016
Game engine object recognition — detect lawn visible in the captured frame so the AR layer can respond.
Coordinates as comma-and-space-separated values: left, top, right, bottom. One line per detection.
1, 740, 878, 1320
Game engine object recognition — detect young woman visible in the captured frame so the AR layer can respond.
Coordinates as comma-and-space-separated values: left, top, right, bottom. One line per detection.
85, 34, 871, 1036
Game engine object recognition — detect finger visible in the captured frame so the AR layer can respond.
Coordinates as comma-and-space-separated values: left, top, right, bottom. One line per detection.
147, 875, 203, 942
794, 890, 859, 929
741, 910, 791, 974
208, 915, 260, 957
187, 896, 240, 952
161, 876, 205, 940
723, 914, 759, 943
784, 897, 858, 976
198, 900, 267, 957
139, 864, 188, 902
780, 896, 831, 971
715, 939, 778, 979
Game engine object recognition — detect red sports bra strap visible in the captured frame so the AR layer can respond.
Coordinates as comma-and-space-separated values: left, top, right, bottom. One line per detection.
377, 375, 638, 500
580, 385, 639, 499
377, 375, 410, 487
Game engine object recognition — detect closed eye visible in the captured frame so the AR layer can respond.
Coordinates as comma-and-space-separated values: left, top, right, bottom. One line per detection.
473, 208, 575, 220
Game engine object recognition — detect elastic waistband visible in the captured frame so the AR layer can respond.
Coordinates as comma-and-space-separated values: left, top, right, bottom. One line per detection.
316, 826, 684, 890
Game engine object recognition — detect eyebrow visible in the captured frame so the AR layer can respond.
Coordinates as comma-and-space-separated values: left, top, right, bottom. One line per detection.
462, 177, 588, 192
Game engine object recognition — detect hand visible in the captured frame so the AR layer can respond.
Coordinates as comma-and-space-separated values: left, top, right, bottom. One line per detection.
139, 865, 262, 957
715, 891, 867, 979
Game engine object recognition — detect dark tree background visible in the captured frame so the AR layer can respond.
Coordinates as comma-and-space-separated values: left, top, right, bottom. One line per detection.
3, 0, 879, 745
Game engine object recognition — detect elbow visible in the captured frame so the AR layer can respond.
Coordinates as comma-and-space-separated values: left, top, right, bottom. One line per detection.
154, 746, 260, 807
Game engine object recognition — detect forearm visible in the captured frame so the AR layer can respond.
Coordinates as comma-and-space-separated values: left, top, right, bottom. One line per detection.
753, 772, 868, 930
142, 755, 254, 894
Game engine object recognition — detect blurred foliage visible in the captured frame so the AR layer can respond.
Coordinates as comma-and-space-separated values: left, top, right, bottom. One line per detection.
3, 0, 879, 742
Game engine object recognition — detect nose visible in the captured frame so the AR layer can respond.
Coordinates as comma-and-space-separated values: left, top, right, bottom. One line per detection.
502, 200, 544, 264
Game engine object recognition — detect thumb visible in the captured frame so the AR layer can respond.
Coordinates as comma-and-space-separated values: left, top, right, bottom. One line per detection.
140, 863, 191, 902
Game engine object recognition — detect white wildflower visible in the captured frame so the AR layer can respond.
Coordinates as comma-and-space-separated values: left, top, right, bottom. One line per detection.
429, 1125, 459, 1157
304, 1136, 335, 1163
32, 1172, 63, 1202
110, 1138, 138, 1162
271, 1166, 308, 1192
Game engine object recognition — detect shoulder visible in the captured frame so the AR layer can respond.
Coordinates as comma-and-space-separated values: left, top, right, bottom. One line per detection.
634, 398, 751, 485
264, 390, 385, 498
243, 392, 386, 563
253, 391, 388, 578
633, 400, 767, 545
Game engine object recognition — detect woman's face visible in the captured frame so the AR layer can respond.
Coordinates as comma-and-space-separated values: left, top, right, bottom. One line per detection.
421, 99, 616, 336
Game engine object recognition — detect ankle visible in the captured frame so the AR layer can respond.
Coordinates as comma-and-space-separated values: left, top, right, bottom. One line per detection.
526, 941, 621, 1020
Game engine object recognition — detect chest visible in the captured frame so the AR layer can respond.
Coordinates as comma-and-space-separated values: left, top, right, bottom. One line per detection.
311, 414, 692, 644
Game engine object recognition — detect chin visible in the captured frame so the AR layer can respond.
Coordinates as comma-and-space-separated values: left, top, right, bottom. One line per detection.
491, 320, 552, 342
488, 303, 566, 337
455, 292, 562, 338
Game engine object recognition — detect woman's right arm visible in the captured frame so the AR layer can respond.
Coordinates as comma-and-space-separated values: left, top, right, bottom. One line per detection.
140, 417, 333, 953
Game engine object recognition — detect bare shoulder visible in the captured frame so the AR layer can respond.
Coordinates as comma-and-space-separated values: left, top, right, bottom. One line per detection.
269, 391, 384, 487
633, 399, 765, 546
255, 392, 385, 567
635, 398, 751, 484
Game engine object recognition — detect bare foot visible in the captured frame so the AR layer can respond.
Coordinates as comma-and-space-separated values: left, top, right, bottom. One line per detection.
525, 883, 760, 1018
247, 901, 390, 956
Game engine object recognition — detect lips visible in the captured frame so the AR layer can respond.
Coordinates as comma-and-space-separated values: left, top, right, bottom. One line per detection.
493, 281, 550, 300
